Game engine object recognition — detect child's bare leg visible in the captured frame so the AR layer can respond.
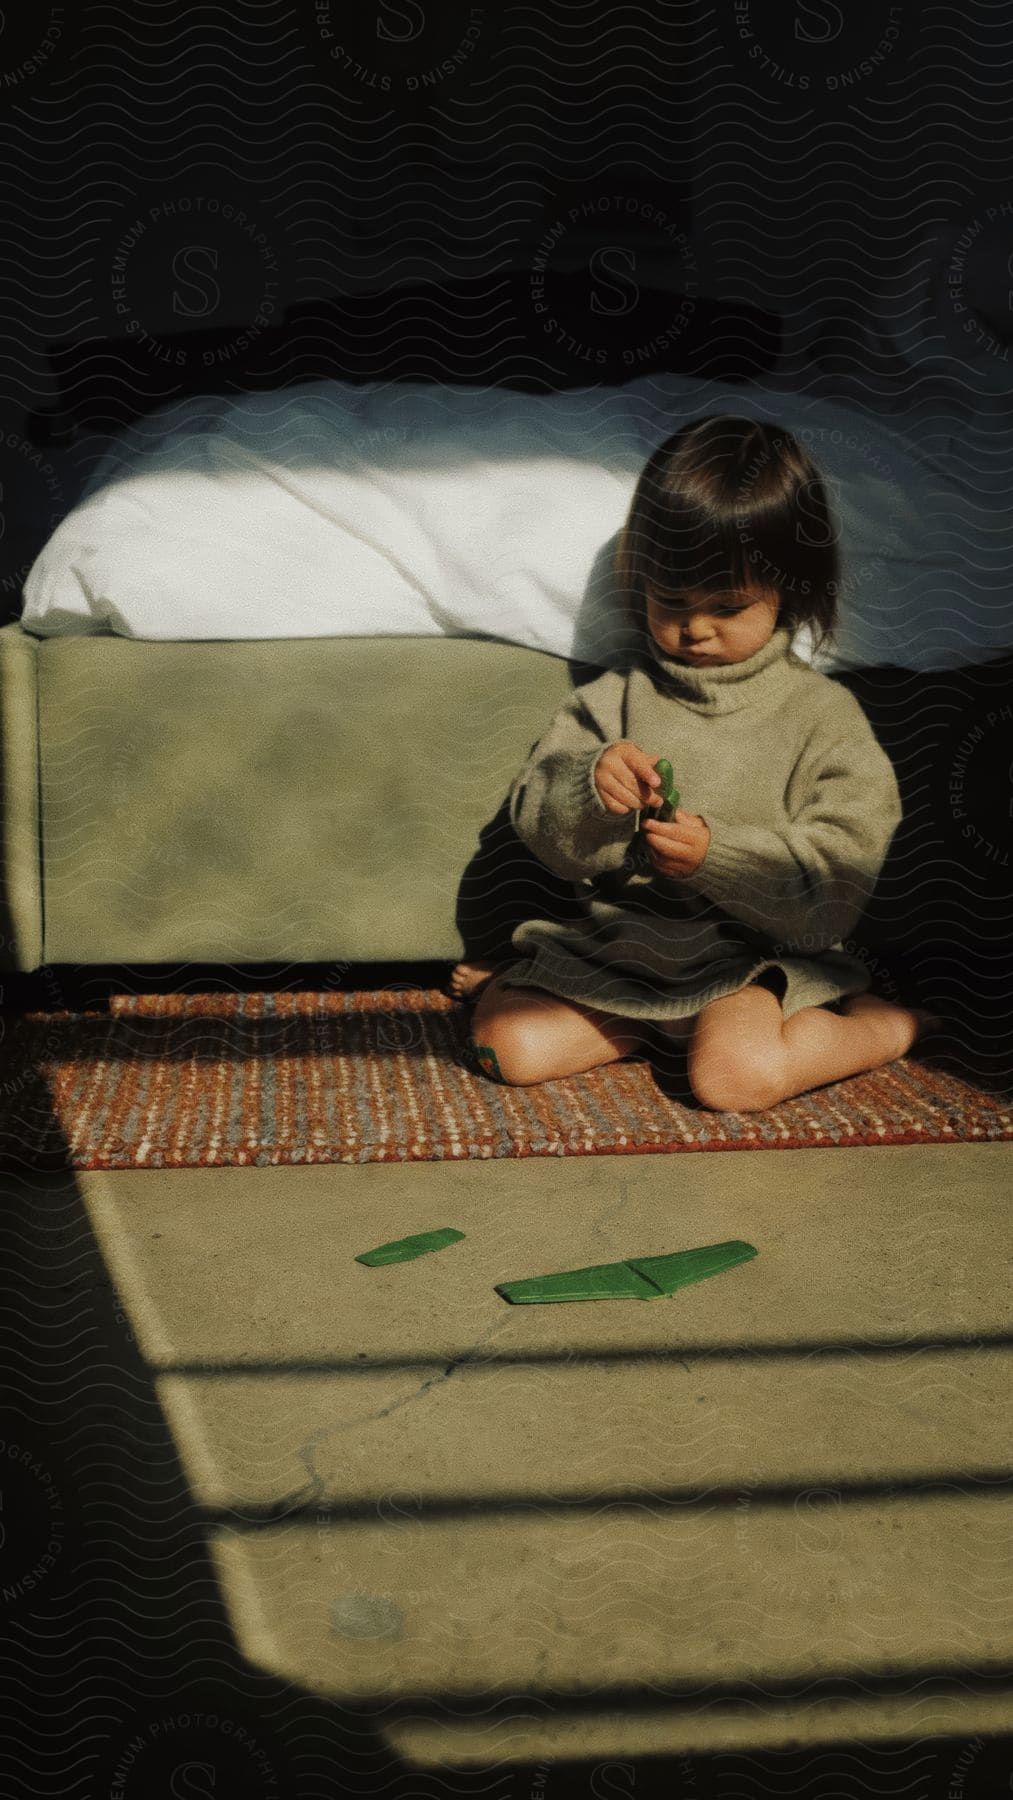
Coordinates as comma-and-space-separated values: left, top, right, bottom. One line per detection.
688, 983, 940, 1113
777, 991, 939, 1098
469, 972, 649, 1085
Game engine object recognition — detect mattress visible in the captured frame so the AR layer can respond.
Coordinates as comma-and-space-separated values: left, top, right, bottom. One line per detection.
20, 370, 1013, 674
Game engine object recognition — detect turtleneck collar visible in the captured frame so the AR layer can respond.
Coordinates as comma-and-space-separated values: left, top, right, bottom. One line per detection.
642, 624, 798, 714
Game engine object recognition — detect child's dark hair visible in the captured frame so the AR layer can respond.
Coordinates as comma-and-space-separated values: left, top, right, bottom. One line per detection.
615, 415, 839, 657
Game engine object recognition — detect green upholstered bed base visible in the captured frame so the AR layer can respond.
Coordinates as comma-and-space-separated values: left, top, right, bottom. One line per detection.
0, 622, 576, 972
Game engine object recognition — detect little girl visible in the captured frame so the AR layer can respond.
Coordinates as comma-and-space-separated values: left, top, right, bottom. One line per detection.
450, 414, 938, 1112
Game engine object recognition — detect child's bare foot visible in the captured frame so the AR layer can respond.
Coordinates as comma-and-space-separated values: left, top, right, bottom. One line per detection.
839, 993, 943, 1063
446, 960, 501, 1003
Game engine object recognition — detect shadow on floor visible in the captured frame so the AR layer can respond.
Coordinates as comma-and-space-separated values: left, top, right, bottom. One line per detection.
0, 1031, 1010, 1797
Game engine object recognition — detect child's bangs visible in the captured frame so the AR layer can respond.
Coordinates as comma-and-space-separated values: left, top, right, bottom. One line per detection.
632, 494, 756, 599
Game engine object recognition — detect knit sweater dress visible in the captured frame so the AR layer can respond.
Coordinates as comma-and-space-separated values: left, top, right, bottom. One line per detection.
498, 624, 903, 1024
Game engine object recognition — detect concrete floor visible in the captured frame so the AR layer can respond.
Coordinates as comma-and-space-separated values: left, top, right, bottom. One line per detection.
66, 1140, 1013, 1772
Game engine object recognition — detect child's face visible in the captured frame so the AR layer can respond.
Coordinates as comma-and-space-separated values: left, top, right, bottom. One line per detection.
644, 584, 781, 665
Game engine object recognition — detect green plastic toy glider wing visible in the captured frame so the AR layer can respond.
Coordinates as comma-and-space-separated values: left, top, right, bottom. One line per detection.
495, 1260, 656, 1304
626, 1240, 757, 1295
355, 1227, 465, 1267
495, 1239, 757, 1304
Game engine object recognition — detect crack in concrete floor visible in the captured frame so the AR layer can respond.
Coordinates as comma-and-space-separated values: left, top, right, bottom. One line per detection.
293, 1312, 516, 1504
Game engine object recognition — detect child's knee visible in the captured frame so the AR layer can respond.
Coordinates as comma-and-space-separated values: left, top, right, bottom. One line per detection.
468, 1012, 552, 1086
470, 1022, 543, 1086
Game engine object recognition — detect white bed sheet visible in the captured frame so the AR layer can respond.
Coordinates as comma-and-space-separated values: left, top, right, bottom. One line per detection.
20, 368, 1013, 674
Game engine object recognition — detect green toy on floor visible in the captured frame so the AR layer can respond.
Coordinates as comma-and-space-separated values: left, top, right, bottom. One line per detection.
354, 1230, 758, 1302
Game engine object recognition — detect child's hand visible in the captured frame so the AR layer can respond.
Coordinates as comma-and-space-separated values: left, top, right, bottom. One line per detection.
641, 808, 711, 878
595, 742, 665, 815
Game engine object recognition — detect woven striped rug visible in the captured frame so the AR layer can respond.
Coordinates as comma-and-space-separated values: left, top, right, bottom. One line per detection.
0, 988, 1009, 1170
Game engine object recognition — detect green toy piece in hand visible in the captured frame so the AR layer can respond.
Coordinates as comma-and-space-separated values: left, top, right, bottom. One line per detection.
653, 758, 681, 821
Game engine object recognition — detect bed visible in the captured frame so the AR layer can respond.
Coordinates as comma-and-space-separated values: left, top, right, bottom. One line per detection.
5, 282, 1012, 1083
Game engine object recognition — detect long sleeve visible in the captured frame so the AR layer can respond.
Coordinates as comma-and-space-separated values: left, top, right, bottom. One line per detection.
508, 675, 636, 882
677, 700, 903, 952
